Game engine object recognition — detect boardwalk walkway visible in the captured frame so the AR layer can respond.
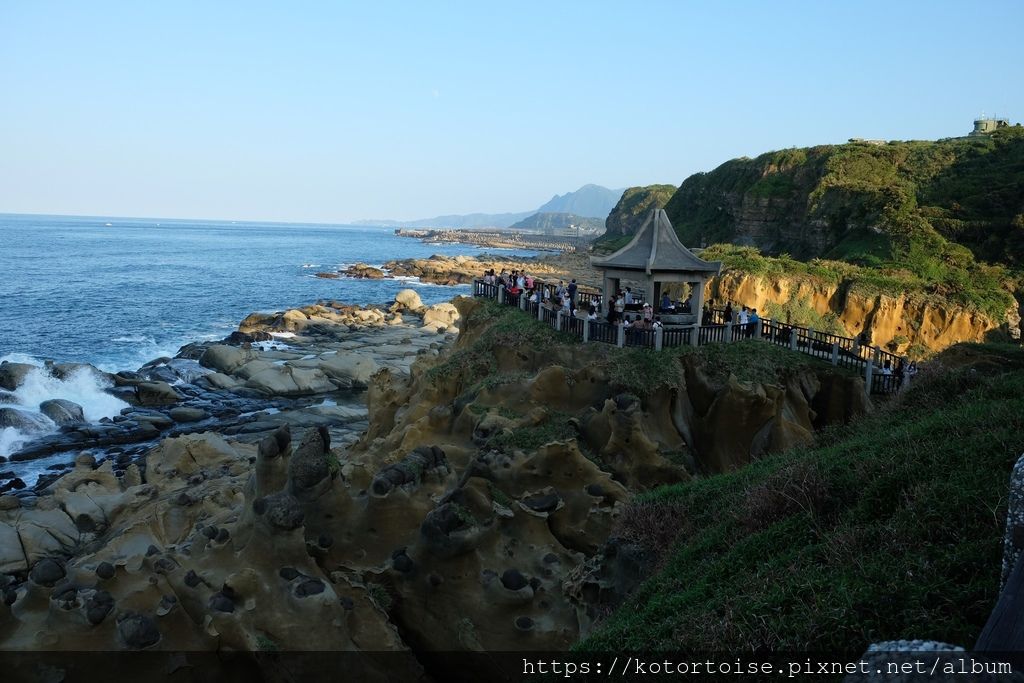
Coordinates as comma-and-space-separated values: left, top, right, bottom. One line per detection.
473, 280, 907, 396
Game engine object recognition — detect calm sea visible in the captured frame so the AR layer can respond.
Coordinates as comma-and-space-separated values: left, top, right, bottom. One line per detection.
0, 213, 532, 371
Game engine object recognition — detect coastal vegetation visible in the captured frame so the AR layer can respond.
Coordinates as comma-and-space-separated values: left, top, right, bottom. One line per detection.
580, 342, 1024, 652
599, 129, 1024, 334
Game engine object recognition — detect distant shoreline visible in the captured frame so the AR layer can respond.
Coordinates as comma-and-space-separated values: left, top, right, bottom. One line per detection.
393, 227, 594, 253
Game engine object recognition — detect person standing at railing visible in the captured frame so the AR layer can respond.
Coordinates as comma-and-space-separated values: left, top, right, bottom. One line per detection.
738, 306, 749, 331
702, 305, 712, 325
567, 279, 578, 313
724, 301, 734, 324
748, 308, 760, 337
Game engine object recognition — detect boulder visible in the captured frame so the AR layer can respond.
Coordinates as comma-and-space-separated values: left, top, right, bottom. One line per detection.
318, 353, 381, 388
277, 309, 309, 332
342, 263, 386, 279
0, 362, 35, 391
393, 289, 424, 312
199, 345, 260, 374
135, 382, 181, 406
0, 407, 51, 431
39, 399, 86, 425
245, 365, 336, 396
422, 302, 460, 330
168, 407, 207, 423
199, 372, 240, 391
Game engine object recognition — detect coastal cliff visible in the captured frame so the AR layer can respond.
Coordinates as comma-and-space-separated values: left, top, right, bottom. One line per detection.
705, 267, 1009, 355
599, 130, 1024, 350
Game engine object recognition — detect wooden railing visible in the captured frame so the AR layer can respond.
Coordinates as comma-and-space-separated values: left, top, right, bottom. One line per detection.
473, 280, 908, 395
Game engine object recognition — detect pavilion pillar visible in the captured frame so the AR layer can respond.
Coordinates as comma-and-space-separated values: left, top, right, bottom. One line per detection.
692, 277, 706, 322
652, 280, 662, 309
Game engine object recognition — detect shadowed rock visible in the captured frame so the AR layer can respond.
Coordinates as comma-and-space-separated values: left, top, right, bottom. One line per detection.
371, 446, 448, 496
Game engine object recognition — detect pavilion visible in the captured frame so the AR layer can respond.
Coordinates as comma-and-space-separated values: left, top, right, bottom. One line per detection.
590, 209, 722, 322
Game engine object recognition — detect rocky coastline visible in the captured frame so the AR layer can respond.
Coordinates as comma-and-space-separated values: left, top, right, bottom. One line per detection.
0, 290, 459, 493
0, 287, 874, 674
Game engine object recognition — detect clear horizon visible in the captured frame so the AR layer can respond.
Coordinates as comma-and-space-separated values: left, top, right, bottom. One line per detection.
2, 0, 1022, 223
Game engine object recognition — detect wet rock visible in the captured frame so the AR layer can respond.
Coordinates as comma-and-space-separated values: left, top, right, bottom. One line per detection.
39, 399, 86, 425
222, 330, 273, 345
96, 561, 116, 580
0, 407, 49, 431
0, 495, 20, 510
295, 578, 325, 597
135, 381, 181, 406
0, 362, 35, 391
341, 263, 386, 279
168, 407, 207, 423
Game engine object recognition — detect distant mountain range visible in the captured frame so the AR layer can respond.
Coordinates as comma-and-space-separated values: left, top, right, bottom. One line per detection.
355, 184, 624, 229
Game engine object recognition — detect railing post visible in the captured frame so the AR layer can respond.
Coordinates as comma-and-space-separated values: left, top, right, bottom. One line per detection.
690, 324, 700, 347
655, 326, 664, 351
901, 355, 910, 390
556, 310, 564, 332
537, 302, 544, 321
831, 341, 840, 366
583, 320, 590, 343
617, 322, 625, 348
789, 329, 798, 351
725, 321, 733, 342
497, 287, 505, 305
864, 347, 875, 394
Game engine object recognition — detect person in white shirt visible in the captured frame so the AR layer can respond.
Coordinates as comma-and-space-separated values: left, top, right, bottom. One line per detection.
738, 307, 749, 326
624, 288, 634, 305
528, 290, 538, 303
561, 292, 571, 312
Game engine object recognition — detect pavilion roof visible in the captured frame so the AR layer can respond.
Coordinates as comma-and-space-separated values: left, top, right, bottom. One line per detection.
590, 209, 721, 276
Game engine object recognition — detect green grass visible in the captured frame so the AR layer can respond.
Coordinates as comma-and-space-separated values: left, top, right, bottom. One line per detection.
487, 410, 577, 452
579, 343, 1024, 654
660, 130, 1024, 320
424, 299, 579, 390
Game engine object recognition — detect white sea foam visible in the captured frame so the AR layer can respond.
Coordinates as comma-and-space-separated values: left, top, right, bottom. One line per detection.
0, 362, 130, 459
111, 334, 155, 343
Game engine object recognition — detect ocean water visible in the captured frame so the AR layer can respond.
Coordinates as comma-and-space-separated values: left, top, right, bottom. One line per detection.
0, 213, 532, 370
0, 213, 535, 461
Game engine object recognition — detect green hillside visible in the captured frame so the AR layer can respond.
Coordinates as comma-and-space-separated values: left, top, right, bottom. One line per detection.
664, 127, 1024, 268
599, 184, 678, 252
580, 342, 1024, 654
509, 211, 605, 233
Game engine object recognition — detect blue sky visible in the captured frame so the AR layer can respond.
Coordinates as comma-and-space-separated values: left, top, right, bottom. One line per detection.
1, 1, 1021, 223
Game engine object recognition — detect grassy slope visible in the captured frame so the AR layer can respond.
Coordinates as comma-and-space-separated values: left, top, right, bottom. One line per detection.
580, 343, 1024, 654
652, 129, 1024, 321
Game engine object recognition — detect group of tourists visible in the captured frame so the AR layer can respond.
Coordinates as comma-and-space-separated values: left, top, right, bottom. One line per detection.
483, 269, 581, 314
709, 301, 762, 337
